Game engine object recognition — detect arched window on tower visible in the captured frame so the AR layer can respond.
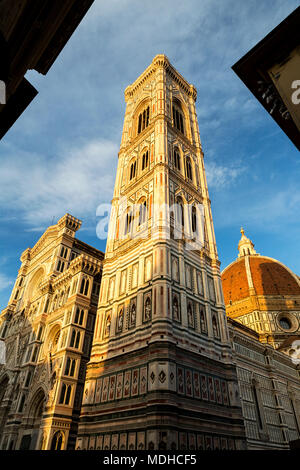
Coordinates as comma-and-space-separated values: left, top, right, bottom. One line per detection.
186, 156, 193, 181
176, 197, 184, 231
172, 101, 184, 134
124, 209, 133, 236
142, 150, 149, 171
137, 106, 150, 134
191, 206, 197, 234
138, 199, 147, 226
173, 147, 181, 171
129, 160, 137, 180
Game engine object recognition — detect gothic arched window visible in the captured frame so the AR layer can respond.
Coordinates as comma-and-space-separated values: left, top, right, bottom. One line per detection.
172, 101, 184, 134
142, 150, 149, 170
75, 331, 80, 349
130, 160, 137, 180
186, 156, 193, 181
65, 358, 71, 376
59, 384, 66, 404
65, 385, 72, 404
70, 359, 76, 377
59, 384, 72, 405
75, 308, 84, 325
51, 431, 64, 450
124, 210, 133, 235
70, 329, 79, 348
176, 197, 184, 230
137, 106, 150, 134
138, 199, 147, 226
80, 277, 89, 296
0, 376, 9, 404
65, 358, 76, 377
31, 345, 39, 362
191, 206, 197, 233
174, 147, 181, 171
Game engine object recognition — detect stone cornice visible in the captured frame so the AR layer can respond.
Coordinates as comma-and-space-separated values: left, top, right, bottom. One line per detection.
124, 54, 197, 102
68, 254, 102, 277
57, 213, 82, 233
39, 255, 103, 294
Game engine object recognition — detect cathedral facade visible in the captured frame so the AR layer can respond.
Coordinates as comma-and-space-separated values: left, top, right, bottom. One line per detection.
0, 214, 103, 450
0, 56, 300, 451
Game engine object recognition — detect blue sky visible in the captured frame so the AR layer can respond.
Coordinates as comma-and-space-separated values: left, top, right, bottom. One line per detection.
0, 0, 300, 309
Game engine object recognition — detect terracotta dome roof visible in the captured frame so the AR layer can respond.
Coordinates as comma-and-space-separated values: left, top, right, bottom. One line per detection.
222, 255, 300, 305
222, 258, 250, 304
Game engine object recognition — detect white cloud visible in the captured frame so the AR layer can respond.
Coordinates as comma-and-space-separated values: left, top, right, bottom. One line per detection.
205, 161, 245, 189
0, 273, 13, 292
0, 139, 118, 227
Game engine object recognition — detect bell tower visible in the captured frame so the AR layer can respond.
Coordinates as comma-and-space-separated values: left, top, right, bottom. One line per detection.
77, 55, 246, 451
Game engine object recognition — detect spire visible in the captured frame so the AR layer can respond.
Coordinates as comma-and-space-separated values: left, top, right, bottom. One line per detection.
238, 227, 258, 257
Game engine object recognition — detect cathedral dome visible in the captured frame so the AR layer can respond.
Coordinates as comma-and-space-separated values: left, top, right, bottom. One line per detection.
221, 229, 300, 350
222, 255, 300, 305
222, 228, 300, 305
